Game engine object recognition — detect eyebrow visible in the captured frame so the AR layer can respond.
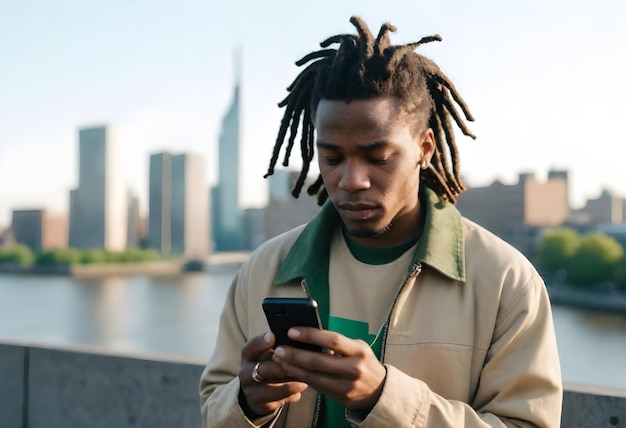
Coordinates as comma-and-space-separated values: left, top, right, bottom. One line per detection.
316, 141, 389, 151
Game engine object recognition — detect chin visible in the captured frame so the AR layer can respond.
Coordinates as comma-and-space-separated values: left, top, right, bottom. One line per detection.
346, 223, 392, 239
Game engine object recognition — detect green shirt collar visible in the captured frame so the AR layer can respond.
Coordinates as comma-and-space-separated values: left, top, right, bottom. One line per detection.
275, 186, 466, 284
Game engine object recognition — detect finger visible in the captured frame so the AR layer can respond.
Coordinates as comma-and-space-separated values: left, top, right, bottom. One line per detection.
272, 346, 354, 378
245, 381, 309, 404
287, 327, 364, 357
241, 331, 276, 361
251, 359, 301, 384
241, 381, 308, 416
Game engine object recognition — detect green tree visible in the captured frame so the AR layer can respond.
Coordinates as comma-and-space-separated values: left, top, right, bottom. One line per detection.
535, 228, 580, 274
36, 248, 83, 265
120, 248, 160, 262
0, 244, 35, 266
566, 232, 624, 286
81, 248, 107, 264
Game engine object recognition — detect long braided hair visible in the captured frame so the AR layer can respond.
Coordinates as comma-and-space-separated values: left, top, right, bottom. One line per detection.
264, 16, 475, 205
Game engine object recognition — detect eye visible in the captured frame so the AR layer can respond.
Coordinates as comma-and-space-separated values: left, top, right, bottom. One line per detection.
323, 157, 343, 166
368, 157, 389, 165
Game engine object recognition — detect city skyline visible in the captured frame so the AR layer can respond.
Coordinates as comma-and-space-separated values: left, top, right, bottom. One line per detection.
1, 0, 625, 228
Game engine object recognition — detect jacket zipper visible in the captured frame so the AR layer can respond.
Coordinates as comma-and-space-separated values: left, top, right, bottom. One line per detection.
380, 262, 422, 362
302, 262, 422, 427
300, 279, 323, 428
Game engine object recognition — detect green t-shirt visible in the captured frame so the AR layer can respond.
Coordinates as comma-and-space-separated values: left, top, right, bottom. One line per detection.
323, 229, 418, 428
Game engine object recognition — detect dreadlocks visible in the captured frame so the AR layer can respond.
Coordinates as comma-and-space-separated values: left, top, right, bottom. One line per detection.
264, 16, 475, 205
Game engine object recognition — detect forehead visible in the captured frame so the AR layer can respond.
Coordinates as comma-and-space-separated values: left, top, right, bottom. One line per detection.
314, 97, 405, 133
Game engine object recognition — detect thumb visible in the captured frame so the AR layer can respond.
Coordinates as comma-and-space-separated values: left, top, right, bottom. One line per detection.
242, 331, 275, 362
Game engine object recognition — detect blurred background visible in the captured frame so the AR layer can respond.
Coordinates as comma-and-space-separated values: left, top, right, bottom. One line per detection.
1, 0, 626, 393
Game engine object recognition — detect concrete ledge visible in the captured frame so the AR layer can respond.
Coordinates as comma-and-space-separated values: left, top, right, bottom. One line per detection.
28, 347, 203, 428
1, 341, 626, 427
562, 383, 626, 428
0, 344, 25, 428
0, 341, 203, 428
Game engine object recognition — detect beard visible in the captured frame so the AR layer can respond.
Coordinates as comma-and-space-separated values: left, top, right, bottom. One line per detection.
345, 222, 393, 239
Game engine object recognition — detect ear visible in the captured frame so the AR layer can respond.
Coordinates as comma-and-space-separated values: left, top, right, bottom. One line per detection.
419, 128, 435, 164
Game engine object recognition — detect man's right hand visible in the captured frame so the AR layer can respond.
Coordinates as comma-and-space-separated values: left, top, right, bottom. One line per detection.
238, 331, 309, 419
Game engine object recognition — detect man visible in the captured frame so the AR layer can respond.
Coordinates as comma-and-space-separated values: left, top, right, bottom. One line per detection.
200, 16, 562, 427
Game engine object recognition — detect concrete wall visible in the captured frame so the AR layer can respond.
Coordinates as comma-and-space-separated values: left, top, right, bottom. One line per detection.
0, 342, 203, 428
1, 342, 625, 427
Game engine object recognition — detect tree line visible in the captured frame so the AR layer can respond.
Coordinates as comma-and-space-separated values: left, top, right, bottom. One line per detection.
535, 228, 626, 287
0, 245, 162, 266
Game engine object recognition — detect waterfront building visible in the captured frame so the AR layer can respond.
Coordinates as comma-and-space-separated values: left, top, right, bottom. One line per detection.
570, 189, 626, 225
43, 214, 68, 249
127, 190, 142, 248
212, 82, 243, 251
68, 126, 127, 250
147, 153, 172, 254
11, 210, 44, 251
242, 208, 264, 250
263, 169, 320, 242
11, 209, 68, 251
147, 152, 209, 258
455, 170, 570, 254
0, 228, 14, 247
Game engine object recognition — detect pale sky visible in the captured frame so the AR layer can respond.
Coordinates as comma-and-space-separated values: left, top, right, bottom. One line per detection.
1, 0, 625, 229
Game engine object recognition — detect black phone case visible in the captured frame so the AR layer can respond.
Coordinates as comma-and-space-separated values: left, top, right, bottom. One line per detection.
262, 297, 323, 352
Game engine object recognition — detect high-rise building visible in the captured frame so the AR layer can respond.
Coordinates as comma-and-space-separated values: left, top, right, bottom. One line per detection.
68, 126, 127, 250
147, 152, 209, 258
212, 82, 243, 251
147, 152, 172, 254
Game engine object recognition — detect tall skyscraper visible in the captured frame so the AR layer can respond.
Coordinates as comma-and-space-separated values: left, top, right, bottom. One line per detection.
212, 81, 243, 251
147, 152, 172, 254
147, 152, 209, 258
68, 126, 127, 250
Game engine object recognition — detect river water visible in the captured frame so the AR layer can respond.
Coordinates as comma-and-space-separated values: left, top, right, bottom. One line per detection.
1, 269, 625, 390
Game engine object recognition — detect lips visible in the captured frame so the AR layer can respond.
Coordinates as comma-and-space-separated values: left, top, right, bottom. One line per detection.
337, 202, 380, 221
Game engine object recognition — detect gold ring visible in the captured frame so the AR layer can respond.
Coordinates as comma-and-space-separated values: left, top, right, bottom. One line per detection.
251, 362, 265, 384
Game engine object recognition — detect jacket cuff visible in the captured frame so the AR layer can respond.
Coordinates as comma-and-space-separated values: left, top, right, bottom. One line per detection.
356, 365, 429, 428
205, 377, 282, 428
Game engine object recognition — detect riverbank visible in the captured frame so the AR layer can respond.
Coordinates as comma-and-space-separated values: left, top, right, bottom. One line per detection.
547, 283, 626, 316
0, 251, 251, 277
0, 260, 184, 277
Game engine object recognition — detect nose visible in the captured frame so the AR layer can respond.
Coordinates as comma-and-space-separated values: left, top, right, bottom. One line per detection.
338, 160, 370, 192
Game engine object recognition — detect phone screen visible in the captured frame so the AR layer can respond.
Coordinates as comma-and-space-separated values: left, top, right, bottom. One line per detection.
262, 297, 323, 352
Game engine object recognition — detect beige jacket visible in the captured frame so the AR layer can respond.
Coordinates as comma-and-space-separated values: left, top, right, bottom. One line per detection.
200, 188, 563, 427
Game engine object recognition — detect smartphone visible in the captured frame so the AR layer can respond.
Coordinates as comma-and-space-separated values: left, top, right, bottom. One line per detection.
262, 297, 323, 352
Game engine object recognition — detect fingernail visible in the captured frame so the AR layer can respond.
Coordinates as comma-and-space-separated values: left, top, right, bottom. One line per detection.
288, 328, 300, 338
274, 347, 285, 358
264, 332, 272, 343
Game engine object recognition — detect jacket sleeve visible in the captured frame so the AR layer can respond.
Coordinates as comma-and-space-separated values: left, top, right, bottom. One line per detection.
198, 269, 282, 428
355, 276, 562, 428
